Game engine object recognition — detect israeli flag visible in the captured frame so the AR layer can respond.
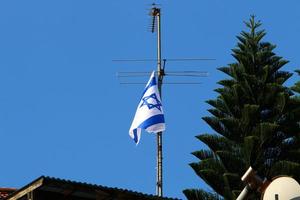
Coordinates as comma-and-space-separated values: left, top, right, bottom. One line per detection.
129, 71, 165, 144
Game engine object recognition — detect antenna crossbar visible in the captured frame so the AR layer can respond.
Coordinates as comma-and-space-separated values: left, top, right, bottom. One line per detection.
119, 82, 202, 85
113, 58, 215, 62
116, 71, 209, 77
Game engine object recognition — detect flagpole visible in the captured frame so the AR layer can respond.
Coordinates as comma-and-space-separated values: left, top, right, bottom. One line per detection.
152, 6, 164, 197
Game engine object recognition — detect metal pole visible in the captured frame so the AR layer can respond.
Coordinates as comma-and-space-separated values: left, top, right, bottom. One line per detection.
236, 185, 251, 200
155, 7, 163, 197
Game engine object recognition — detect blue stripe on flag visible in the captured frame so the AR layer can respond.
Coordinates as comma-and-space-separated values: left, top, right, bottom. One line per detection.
139, 114, 165, 130
140, 75, 156, 99
133, 129, 138, 143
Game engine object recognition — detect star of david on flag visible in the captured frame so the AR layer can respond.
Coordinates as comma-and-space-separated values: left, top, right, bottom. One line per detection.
129, 71, 165, 144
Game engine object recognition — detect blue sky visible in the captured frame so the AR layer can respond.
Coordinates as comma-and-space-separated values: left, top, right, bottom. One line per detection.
0, 1, 300, 199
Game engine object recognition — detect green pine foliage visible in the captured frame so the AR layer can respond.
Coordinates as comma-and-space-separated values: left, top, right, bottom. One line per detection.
292, 70, 300, 95
184, 16, 300, 200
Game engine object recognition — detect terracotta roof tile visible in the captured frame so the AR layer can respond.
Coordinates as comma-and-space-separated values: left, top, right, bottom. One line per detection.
0, 188, 16, 199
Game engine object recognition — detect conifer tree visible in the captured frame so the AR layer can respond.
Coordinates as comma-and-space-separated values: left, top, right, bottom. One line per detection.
184, 16, 300, 199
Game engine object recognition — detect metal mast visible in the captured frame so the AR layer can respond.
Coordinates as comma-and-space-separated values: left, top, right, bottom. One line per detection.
115, 5, 213, 197
151, 5, 164, 197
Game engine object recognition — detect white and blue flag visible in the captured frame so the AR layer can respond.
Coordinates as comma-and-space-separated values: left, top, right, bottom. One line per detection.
129, 71, 165, 144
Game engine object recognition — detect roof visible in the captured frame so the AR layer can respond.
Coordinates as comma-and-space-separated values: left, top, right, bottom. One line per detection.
0, 188, 16, 200
6, 176, 180, 200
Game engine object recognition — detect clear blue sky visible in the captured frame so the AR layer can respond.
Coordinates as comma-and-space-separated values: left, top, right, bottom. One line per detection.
0, 1, 300, 199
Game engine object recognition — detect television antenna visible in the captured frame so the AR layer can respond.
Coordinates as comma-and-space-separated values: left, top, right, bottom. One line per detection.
115, 4, 214, 197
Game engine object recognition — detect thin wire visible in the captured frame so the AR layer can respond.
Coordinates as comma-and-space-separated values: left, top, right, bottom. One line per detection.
165, 74, 208, 77
117, 74, 208, 77
119, 82, 202, 85
117, 70, 208, 73
116, 71, 209, 77
165, 58, 215, 61
112, 58, 215, 62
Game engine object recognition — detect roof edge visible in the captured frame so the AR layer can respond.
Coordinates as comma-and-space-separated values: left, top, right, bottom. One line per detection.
5, 176, 44, 200
6, 176, 180, 200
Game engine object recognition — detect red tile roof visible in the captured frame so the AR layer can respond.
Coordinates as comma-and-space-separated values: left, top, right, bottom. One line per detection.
0, 188, 16, 199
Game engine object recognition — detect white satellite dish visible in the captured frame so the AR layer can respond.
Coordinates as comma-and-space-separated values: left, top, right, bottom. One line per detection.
262, 177, 300, 200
